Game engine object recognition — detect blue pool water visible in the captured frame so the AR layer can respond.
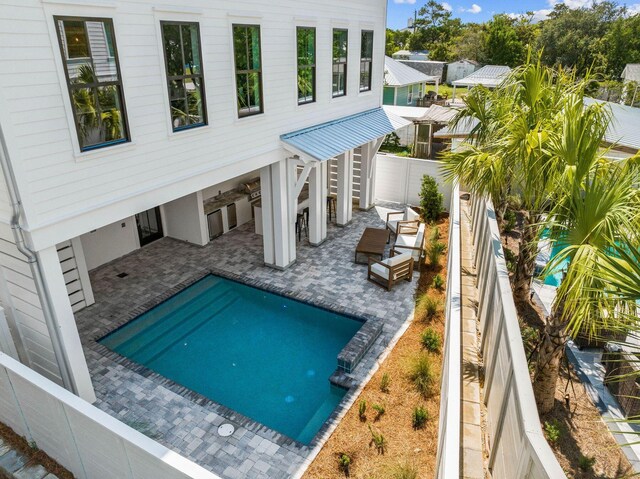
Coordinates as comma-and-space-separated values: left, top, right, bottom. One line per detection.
543, 243, 569, 287
100, 275, 362, 444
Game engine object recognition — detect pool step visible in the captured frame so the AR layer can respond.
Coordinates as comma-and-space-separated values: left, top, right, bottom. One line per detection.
140, 295, 240, 365
108, 282, 236, 357
296, 389, 344, 445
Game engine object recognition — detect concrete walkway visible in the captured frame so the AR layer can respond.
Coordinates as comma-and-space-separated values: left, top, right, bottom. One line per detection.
459, 195, 486, 478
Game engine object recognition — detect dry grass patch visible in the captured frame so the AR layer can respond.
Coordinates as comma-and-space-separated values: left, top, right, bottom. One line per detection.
303, 217, 449, 479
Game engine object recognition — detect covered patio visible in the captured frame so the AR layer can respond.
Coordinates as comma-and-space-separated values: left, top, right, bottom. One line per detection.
75, 203, 419, 479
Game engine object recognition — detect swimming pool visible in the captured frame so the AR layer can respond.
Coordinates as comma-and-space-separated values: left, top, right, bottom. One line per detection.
99, 275, 362, 445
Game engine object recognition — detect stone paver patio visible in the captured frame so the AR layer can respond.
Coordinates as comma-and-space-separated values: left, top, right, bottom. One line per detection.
75, 204, 418, 479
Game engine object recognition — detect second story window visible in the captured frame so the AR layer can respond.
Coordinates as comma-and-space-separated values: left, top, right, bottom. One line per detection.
55, 17, 129, 151
360, 30, 373, 92
233, 25, 263, 117
161, 22, 207, 131
332, 29, 348, 98
297, 27, 316, 105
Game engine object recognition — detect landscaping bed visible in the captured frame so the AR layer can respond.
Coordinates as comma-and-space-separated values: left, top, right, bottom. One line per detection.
303, 217, 449, 479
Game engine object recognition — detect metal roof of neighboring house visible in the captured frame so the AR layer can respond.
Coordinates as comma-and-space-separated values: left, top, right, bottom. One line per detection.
434, 98, 640, 152
585, 97, 640, 152
448, 59, 480, 66
280, 107, 412, 162
382, 105, 430, 121
397, 60, 446, 81
452, 65, 511, 88
421, 104, 457, 123
384, 56, 435, 87
622, 64, 640, 83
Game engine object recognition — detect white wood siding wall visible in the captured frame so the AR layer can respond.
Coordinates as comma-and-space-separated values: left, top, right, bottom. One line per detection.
56, 239, 94, 313
328, 146, 362, 202
0, 0, 386, 251
0, 222, 61, 385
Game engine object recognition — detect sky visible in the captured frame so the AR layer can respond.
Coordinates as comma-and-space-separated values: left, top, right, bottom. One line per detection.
387, 0, 640, 29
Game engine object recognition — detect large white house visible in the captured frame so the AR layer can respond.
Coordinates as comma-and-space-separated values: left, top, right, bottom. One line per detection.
0, 0, 405, 402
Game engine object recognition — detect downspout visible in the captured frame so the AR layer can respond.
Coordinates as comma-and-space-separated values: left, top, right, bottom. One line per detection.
0, 123, 76, 394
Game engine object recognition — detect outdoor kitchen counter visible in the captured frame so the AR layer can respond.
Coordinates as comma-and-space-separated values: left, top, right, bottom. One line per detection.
203, 191, 247, 215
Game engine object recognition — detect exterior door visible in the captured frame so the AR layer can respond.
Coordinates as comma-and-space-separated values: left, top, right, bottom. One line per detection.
136, 207, 163, 246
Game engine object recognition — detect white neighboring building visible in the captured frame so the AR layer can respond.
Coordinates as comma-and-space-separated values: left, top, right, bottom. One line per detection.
622, 64, 640, 84
0, 0, 406, 401
446, 59, 479, 84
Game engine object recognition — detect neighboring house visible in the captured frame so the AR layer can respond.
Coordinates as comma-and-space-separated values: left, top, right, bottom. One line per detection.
621, 64, 640, 84
0, 0, 406, 401
446, 59, 480, 84
391, 49, 429, 61
384, 56, 438, 106
397, 59, 447, 83
451, 65, 511, 99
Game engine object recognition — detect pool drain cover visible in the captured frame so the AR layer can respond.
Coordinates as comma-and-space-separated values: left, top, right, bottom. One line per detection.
218, 423, 234, 437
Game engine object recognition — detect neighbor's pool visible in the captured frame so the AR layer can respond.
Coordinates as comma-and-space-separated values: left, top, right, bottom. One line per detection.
100, 275, 362, 444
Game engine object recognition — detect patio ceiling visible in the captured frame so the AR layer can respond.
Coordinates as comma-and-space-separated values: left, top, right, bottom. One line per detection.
280, 107, 411, 162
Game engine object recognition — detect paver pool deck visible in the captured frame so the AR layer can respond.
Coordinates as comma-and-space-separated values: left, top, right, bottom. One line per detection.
74, 204, 419, 479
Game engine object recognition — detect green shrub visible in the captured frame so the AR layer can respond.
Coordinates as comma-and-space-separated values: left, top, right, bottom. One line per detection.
358, 400, 367, 421
380, 373, 391, 393
578, 454, 596, 471
382, 131, 401, 149
503, 209, 516, 234
368, 425, 387, 454
427, 241, 446, 267
390, 462, 418, 479
372, 403, 386, 420
419, 175, 443, 223
432, 274, 444, 290
429, 227, 440, 242
519, 320, 539, 356
506, 194, 523, 210
421, 328, 441, 353
409, 354, 436, 397
412, 406, 429, 429
338, 453, 352, 476
417, 295, 440, 321
504, 247, 517, 273
544, 419, 562, 443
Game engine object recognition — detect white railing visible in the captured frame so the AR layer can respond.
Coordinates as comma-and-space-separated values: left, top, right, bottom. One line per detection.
0, 352, 221, 479
435, 183, 461, 478
470, 195, 566, 478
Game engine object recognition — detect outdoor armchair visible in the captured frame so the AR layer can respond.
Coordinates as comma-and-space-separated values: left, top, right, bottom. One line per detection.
367, 252, 414, 291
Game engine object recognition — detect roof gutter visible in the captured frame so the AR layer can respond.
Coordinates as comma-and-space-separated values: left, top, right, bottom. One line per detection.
0, 123, 76, 394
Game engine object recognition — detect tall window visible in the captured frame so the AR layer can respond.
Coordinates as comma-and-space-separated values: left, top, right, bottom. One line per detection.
161, 22, 206, 131
233, 25, 263, 117
297, 27, 316, 104
360, 30, 373, 92
55, 17, 129, 151
332, 29, 348, 98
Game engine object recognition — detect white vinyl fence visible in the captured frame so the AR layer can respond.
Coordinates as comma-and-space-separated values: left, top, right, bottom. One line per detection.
470, 195, 566, 478
374, 154, 451, 209
0, 352, 221, 479
435, 183, 461, 478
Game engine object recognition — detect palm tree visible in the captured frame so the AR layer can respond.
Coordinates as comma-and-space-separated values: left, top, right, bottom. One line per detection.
532, 118, 640, 413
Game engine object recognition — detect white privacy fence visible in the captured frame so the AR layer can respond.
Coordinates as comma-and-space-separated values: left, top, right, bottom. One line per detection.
374, 154, 452, 209
435, 183, 461, 478
470, 195, 566, 478
0, 352, 221, 479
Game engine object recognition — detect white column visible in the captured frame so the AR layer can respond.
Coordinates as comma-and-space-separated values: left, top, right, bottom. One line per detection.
359, 139, 382, 210
37, 246, 96, 403
260, 159, 296, 269
308, 161, 327, 246
336, 150, 353, 226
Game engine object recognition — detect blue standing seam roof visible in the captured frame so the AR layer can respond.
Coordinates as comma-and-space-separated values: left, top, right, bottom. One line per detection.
280, 107, 412, 162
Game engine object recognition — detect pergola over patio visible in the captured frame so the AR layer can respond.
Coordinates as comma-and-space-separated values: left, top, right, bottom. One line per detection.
258, 108, 410, 269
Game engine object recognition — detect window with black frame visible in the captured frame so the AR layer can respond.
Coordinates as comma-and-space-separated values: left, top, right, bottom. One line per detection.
297, 27, 316, 104
161, 22, 207, 131
360, 30, 373, 92
233, 25, 263, 117
332, 29, 348, 98
55, 17, 129, 151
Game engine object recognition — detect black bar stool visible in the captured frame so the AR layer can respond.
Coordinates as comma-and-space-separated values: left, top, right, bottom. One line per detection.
327, 195, 337, 222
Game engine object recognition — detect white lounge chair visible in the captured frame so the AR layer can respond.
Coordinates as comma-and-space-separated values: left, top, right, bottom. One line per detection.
392, 223, 426, 271
367, 252, 414, 291
386, 207, 420, 237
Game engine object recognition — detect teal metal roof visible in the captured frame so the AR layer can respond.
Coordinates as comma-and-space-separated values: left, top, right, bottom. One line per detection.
280, 107, 411, 161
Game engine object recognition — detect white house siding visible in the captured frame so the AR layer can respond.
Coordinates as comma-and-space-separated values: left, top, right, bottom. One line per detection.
0, 0, 387, 252
80, 216, 140, 271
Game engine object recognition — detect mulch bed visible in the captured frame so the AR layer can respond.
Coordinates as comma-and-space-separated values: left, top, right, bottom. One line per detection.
0, 422, 73, 479
302, 217, 449, 479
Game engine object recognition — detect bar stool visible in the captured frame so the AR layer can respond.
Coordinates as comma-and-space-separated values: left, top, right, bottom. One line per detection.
296, 212, 308, 241
327, 195, 337, 222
